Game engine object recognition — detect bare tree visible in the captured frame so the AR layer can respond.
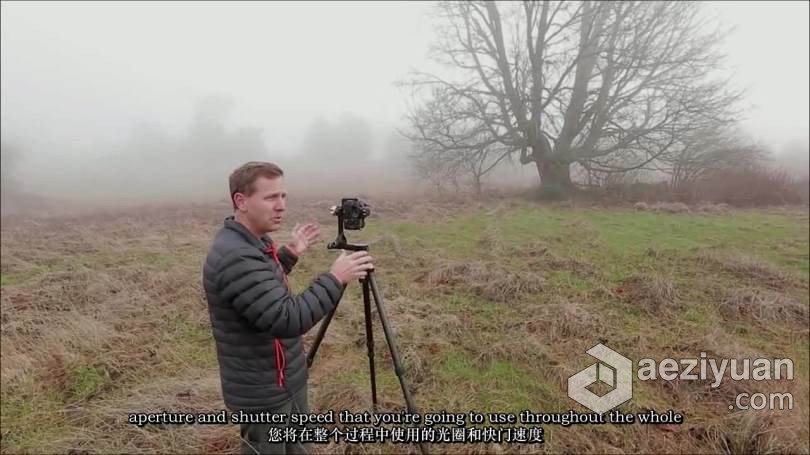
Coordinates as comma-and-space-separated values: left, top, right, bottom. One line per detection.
402, 1, 742, 194
657, 126, 765, 191
403, 88, 514, 194
410, 145, 463, 196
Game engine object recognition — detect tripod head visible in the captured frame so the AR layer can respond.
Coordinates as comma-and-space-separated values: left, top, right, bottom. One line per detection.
327, 198, 371, 252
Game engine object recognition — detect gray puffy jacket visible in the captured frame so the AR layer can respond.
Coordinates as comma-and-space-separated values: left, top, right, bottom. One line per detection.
202, 216, 344, 410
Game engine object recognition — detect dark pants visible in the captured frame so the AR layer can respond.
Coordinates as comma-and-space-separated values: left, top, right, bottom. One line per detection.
240, 385, 311, 455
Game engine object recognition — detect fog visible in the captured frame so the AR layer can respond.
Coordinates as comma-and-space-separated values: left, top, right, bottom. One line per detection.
1, 1, 808, 210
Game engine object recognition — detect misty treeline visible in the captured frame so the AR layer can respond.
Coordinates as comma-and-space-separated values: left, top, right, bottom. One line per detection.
2, 1, 807, 210
1, 96, 265, 205
0, 97, 412, 208
400, 1, 808, 204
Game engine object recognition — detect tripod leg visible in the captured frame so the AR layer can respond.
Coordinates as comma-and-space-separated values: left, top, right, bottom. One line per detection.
367, 272, 428, 455
362, 277, 379, 410
307, 297, 341, 368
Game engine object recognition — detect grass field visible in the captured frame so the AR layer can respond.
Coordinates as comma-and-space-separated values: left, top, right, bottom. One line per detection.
1, 196, 808, 454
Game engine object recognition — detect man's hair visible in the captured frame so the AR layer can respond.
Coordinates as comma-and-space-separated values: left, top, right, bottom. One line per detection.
229, 161, 284, 209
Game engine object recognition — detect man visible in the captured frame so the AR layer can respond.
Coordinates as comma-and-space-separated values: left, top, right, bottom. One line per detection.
202, 161, 374, 454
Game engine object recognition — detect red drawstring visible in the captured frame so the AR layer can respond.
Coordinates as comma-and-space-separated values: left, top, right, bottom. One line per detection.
263, 244, 290, 290
274, 339, 286, 388
264, 242, 289, 389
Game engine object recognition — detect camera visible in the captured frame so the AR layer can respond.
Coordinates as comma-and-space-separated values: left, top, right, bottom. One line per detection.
327, 198, 372, 251
330, 198, 371, 230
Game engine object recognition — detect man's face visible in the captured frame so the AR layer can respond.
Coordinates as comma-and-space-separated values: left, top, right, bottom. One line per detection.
235, 176, 287, 234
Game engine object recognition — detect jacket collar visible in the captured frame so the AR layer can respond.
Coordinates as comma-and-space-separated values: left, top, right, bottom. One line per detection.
223, 216, 275, 250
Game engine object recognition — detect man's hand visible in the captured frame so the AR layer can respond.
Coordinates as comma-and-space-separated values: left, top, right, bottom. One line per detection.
287, 222, 321, 256
329, 250, 375, 285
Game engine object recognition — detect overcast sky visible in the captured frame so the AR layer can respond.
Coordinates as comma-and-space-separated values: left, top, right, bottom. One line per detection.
1, 1, 808, 166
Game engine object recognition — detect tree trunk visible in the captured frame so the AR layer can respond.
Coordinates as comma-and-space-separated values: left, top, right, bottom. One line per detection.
523, 138, 572, 197
529, 156, 571, 200
537, 157, 571, 188
472, 173, 483, 196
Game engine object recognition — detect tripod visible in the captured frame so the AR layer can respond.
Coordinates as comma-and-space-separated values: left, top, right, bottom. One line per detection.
306, 237, 427, 454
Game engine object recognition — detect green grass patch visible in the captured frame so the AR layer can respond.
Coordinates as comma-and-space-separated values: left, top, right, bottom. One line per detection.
153, 312, 216, 369
68, 365, 106, 399
547, 270, 593, 292
370, 216, 489, 259
1, 376, 71, 452
582, 210, 808, 273
0, 265, 51, 286
681, 305, 712, 328
1, 393, 65, 451
439, 294, 499, 320
436, 351, 564, 412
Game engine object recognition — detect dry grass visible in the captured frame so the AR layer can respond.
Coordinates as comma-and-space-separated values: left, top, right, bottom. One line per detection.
1, 197, 807, 454
696, 252, 803, 290
719, 287, 809, 328
44, 376, 241, 454
711, 410, 808, 454
616, 274, 680, 315
421, 261, 545, 302
695, 202, 731, 214
633, 202, 650, 211
525, 299, 602, 340
478, 225, 507, 255
632, 201, 732, 214
539, 255, 600, 278
632, 202, 692, 214
0, 210, 216, 453
507, 240, 549, 259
